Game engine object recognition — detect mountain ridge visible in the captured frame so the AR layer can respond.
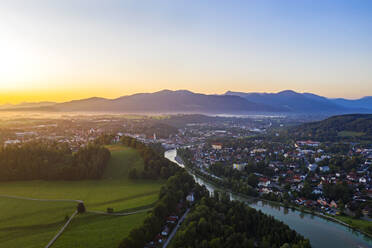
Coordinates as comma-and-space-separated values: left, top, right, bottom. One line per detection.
1, 89, 371, 114
225, 90, 372, 113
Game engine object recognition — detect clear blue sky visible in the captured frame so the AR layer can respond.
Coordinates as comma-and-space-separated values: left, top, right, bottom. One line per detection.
0, 0, 371, 103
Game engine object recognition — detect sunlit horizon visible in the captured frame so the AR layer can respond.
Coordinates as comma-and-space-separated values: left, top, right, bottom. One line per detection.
1, 0, 371, 104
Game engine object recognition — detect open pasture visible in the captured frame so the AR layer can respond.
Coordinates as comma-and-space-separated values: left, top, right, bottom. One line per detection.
0, 145, 163, 247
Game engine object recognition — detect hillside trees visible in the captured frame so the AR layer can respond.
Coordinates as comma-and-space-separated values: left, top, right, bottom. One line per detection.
0, 141, 110, 181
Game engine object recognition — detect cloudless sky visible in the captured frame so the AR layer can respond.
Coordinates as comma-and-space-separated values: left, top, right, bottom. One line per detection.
0, 0, 371, 103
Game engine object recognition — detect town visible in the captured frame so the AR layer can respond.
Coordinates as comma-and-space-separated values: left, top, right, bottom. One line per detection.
181, 139, 371, 218
2, 113, 371, 225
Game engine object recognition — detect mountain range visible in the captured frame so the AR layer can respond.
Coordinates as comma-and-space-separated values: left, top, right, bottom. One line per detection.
1, 89, 371, 114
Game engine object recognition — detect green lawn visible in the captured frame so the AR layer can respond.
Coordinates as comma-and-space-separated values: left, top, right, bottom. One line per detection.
338, 131, 366, 137
52, 212, 148, 248
103, 145, 145, 179
0, 180, 161, 212
334, 215, 372, 235
0, 197, 76, 248
0, 145, 164, 248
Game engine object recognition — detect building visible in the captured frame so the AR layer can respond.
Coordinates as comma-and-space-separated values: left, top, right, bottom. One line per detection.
4, 139, 21, 146
296, 140, 320, 147
308, 163, 318, 172
258, 178, 271, 187
319, 166, 330, 172
186, 193, 195, 202
233, 163, 247, 171
211, 143, 222, 150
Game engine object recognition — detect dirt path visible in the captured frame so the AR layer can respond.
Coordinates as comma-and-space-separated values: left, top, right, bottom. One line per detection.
1, 194, 153, 247
0, 194, 83, 203
88, 207, 152, 216
45, 210, 78, 248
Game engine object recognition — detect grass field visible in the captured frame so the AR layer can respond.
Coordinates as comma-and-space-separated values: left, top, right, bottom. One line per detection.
0, 145, 164, 248
52, 212, 148, 248
0, 197, 76, 248
338, 131, 366, 137
334, 215, 372, 235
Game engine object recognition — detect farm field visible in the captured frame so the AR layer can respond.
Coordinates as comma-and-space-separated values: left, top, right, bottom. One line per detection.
0, 145, 163, 248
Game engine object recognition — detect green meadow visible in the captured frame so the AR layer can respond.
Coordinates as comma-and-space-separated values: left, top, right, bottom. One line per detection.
334, 215, 372, 236
0, 198, 76, 248
52, 212, 148, 248
0, 145, 164, 248
338, 131, 366, 137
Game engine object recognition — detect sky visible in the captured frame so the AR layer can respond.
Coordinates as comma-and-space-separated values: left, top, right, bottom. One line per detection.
0, 0, 371, 104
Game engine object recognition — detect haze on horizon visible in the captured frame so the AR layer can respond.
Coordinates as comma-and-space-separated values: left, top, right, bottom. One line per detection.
1, 0, 371, 104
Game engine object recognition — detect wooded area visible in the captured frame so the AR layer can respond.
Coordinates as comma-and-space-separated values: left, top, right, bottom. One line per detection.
171, 193, 311, 248
0, 142, 110, 180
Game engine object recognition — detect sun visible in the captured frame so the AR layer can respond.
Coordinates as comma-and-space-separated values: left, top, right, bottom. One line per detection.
0, 28, 44, 93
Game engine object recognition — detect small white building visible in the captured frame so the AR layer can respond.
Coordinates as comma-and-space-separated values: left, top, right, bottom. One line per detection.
319, 166, 330, 172
161, 226, 170, 236
359, 177, 367, 184
186, 193, 195, 202
4, 139, 21, 146
308, 163, 318, 172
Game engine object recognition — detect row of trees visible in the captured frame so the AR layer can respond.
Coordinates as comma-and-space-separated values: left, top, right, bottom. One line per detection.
0, 141, 111, 181
121, 136, 179, 180
119, 171, 206, 248
171, 193, 311, 248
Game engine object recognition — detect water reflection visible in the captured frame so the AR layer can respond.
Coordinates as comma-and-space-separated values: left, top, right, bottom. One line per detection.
283, 207, 289, 215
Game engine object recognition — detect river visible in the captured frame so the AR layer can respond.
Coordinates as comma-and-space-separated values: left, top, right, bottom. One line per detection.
165, 149, 372, 248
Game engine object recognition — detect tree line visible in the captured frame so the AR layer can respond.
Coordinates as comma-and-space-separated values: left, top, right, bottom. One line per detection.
0, 141, 111, 181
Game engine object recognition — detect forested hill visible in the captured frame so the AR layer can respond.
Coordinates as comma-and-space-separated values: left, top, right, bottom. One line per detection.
170, 193, 311, 248
289, 114, 372, 141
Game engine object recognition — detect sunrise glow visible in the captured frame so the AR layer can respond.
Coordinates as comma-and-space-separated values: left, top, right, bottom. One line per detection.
0, 0, 371, 104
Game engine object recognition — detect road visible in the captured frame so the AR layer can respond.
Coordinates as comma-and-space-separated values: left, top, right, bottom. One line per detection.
162, 208, 190, 248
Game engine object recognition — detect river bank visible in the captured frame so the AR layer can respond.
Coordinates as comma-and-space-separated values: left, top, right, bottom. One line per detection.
166, 149, 372, 248
175, 152, 372, 238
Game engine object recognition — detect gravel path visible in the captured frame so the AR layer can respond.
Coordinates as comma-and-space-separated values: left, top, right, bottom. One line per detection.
45, 210, 78, 248
0, 194, 83, 203
88, 208, 152, 216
